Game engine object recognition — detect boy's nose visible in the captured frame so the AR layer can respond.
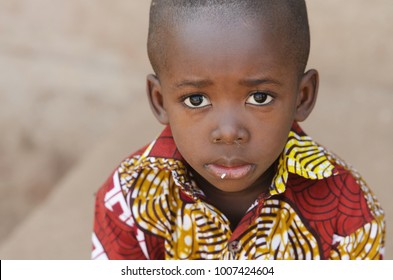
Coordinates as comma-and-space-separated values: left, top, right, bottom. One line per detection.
210, 116, 250, 145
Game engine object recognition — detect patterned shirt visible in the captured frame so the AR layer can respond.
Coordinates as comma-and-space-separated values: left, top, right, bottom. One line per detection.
92, 123, 385, 260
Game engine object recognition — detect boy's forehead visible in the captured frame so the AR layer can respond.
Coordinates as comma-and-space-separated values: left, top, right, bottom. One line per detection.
163, 14, 290, 69
158, 22, 295, 87
169, 3, 291, 47
172, 18, 277, 53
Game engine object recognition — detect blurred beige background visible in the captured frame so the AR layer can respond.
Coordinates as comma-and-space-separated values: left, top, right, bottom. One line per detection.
0, 0, 391, 259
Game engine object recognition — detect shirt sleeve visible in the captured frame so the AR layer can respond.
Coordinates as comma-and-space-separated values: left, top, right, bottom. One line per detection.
91, 172, 148, 260
329, 217, 385, 259
328, 172, 385, 260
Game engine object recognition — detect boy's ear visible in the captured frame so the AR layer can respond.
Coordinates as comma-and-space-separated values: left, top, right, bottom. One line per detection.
295, 69, 319, 122
146, 74, 169, 125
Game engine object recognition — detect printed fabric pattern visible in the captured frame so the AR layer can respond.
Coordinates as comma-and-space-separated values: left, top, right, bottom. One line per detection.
92, 124, 385, 260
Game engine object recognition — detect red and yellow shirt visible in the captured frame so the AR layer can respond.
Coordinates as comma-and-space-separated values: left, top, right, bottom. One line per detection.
92, 124, 385, 260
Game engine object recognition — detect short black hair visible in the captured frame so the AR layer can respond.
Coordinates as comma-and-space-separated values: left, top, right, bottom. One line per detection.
147, 0, 310, 76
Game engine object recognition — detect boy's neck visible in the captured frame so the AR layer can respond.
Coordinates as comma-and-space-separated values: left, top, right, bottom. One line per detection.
190, 165, 275, 231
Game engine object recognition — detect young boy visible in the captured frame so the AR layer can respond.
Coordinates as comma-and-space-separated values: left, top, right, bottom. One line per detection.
92, 0, 385, 260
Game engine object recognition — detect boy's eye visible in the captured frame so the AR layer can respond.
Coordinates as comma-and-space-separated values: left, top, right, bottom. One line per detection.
246, 92, 274, 106
183, 94, 211, 108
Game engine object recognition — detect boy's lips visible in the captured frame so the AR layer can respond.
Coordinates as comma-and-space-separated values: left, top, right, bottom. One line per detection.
205, 159, 255, 180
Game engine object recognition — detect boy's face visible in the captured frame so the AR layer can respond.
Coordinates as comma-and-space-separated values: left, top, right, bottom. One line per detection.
147, 18, 318, 193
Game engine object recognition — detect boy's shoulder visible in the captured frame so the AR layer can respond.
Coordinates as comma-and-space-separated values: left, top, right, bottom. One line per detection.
115, 125, 184, 183
282, 147, 384, 235
97, 125, 200, 202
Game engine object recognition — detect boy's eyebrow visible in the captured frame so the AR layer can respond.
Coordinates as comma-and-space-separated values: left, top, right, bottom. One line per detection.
238, 77, 282, 87
175, 79, 214, 89
174, 77, 282, 88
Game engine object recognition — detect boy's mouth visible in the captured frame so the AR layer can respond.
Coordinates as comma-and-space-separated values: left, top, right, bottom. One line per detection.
205, 159, 255, 180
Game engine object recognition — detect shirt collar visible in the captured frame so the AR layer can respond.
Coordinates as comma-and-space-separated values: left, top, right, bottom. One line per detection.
269, 123, 335, 196
136, 124, 335, 198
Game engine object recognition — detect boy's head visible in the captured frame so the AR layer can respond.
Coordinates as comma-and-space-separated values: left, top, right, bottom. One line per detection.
146, 0, 319, 194
148, 0, 311, 76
